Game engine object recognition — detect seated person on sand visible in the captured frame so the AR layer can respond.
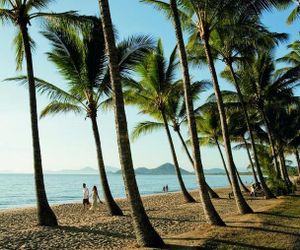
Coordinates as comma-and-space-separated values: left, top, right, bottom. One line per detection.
250, 184, 256, 197
90, 186, 103, 210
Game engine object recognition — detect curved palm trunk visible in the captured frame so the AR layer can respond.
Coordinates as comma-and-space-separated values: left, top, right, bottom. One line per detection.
294, 149, 300, 177
242, 136, 259, 184
176, 129, 220, 198
228, 63, 274, 198
215, 139, 232, 186
199, 18, 252, 214
169, 0, 225, 226
260, 108, 281, 179
20, 25, 57, 226
278, 151, 292, 189
90, 113, 123, 215
161, 114, 195, 202
235, 166, 250, 193
98, 0, 164, 247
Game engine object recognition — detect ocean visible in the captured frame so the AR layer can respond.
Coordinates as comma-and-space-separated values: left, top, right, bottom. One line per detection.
0, 173, 254, 209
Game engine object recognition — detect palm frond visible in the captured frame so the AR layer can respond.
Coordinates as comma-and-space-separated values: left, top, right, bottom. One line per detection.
40, 101, 83, 118
131, 120, 164, 141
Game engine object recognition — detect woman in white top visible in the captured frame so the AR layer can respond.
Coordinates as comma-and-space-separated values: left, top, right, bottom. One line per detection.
90, 186, 103, 210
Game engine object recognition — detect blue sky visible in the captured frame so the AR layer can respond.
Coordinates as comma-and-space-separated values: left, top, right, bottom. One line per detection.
0, 0, 299, 173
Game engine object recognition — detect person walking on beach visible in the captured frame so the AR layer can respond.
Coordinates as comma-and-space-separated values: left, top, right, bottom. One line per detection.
82, 183, 90, 209
166, 185, 168, 193
90, 186, 103, 210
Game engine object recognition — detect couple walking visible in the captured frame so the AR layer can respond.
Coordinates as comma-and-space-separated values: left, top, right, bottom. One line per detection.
82, 183, 103, 210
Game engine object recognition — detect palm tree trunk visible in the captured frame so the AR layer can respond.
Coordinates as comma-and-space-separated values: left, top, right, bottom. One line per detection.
98, 0, 164, 247
176, 129, 220, 198
260, 107, 281, 179
90, 112, 123, 215
20, 24, 57, 226
235, 166, 250, 193
227, 62, 274, 198
199, 18, 252, 214
279, 151, 292, 188
215, 139, 232, 186
294, 149, 300, 177
169, 0, 225, 226
242, 136, 259, 184
161, 113, 195, 202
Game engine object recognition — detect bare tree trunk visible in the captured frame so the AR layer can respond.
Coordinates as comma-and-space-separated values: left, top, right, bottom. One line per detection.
227, 62, 274, 198
169, 0, 225, 226
21, 24, 57, 226
279, 151, 292, 189
90, 112, 123, 215
215, 139, 232, 186
199, 17, 252, 214
98, 0, 164, 247
242, 136, 259, 184
162, 114, 196, 202
176, 129, 220, 198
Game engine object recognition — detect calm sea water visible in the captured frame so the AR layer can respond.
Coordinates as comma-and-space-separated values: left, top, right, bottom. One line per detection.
0, 174, 253, 209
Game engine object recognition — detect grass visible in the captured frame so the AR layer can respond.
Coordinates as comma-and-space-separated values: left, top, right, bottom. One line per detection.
163, 192, 300, 249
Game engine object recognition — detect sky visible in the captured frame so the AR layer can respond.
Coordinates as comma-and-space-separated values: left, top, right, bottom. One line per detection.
0, 0, 299, 173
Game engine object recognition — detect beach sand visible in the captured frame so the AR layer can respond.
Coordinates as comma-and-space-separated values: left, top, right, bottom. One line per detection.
0, 188, 279, 249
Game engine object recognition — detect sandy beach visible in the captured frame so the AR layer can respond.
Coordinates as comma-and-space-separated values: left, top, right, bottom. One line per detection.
0, 187, 286, 250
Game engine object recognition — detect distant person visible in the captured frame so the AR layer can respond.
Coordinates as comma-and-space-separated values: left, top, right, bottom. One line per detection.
82, 183, 90, 209
163, 186, 166, 192
166, 185, 168, 193
250, 184, 256, 197
90, 186, 103, 210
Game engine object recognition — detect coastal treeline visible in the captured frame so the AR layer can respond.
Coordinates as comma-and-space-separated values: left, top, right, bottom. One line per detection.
1, 0, 300, 248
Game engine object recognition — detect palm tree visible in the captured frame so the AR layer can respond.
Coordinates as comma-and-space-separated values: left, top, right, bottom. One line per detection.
127, 40, 195, 203
0, 0, 76, 226
98, 0, 164, 247
19, 18, 153, 216
142, 0, 225, 226
231, 51, 300, 188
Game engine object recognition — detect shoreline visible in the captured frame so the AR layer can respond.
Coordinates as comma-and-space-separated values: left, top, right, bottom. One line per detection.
0, 186, 232, 211
0, 187, 278, 250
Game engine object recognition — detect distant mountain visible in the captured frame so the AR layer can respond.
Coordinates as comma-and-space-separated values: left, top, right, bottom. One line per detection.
204, 168, 226, 175
45, 166, 119, 175
115, 162, 193, 175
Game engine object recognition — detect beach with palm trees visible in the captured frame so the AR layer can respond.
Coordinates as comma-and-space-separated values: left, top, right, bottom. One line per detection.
1, 187, 299, 249
0, 0, 300, 249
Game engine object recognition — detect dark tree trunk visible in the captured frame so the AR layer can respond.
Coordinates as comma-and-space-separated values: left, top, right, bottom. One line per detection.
242, 136, 259, 184
20, 24, 57, 226
295, 149, 300, 177
228, 62, 274, 198
176, 129, 220, 198
235, 166, 250, 193
215, 139, 232, 186
162, 114, 196, 202
199, 18, 252, 214
279, 151, 292, 188
90, 112, 123, 215
98, 0, 164, 247
260, 108, 281, 179
169, 0, 225, 226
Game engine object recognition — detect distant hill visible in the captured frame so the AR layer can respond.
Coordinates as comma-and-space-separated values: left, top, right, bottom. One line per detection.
204, 168, 226, 175
45, 166, 119, 175
115, 163, 193, 175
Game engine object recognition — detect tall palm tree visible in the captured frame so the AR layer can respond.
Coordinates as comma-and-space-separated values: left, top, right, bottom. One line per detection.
231, 51, 300, 188
98, 0, 164, 247
142, 0, 224, 226
127, 40, 195, 203
0, 0, 76, 226
12, 18, 154, 216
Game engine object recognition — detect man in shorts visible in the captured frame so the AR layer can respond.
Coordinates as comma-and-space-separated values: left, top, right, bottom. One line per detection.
82, 183, 90, 209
